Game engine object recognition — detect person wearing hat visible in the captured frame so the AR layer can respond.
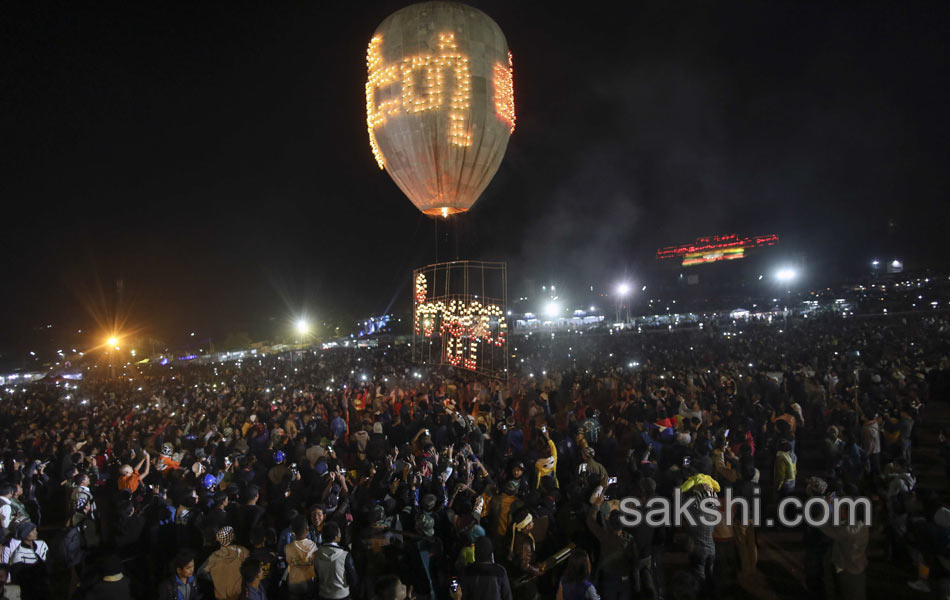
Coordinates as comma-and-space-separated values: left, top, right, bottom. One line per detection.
159, 443, 182, 471
506, 461, 529, 498
509, 507, 544, 599
198, 526, 249, 600
268, 451, 291, 490
83, 555, 133, 600
351, 424, 370, 455
366, 422, 388, 462
403, 515, 440, 600
460, 536, 512, 600
456, 524, 487, 568
580, 410, 601, 446
579, 447, 607, 487
7, 521, 48, 598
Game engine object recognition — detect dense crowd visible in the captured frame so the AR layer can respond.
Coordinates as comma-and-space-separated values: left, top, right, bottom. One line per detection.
1, 312, 949, 600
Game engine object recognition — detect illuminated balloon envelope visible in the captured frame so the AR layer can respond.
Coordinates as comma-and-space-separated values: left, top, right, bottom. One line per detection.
365, 1, 515, 217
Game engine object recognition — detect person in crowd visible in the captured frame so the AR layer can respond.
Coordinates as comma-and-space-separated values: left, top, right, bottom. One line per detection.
284, 515, 317, 600
199, 526, 249, 600
117, 451, 150, 494
772, 439, 797, 498
157, 549, 203, 600
82, 555, 133, 600
239, 558, 266, 600
818, 495, 870, 600
508, 507, 544, 600
247, 527, 279, 599
556, 549, 600, 600
0, 306, 945, 600
0, 485, 16, 531
315, 521, 359, 600
585, 486, 635, 600
460, 536, 512, 600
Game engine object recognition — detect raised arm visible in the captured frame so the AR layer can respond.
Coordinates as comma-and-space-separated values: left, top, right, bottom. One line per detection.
140, 451, 151, 478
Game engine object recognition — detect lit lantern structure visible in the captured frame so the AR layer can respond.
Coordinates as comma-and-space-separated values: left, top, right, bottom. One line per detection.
412, 261, 508, 379
365, 2, 515, 217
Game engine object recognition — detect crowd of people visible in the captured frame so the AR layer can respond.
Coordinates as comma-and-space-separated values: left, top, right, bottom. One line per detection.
0, 311, 949, 600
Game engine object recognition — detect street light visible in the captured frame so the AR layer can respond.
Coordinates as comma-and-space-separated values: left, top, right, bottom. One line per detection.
775, 268, 797, 282
544, 301, 560, 319
292, 318, 310, 366
105, 335, 120, 379
615, 282, 632, 324
774, 268, 798, 325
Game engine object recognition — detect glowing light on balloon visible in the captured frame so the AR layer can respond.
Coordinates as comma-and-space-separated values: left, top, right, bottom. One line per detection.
365, 2, 515, 217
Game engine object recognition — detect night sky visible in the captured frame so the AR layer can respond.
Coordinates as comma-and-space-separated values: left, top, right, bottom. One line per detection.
3, 1, 949, 358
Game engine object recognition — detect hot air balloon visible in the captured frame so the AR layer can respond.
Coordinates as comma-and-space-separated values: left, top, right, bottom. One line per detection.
365, 1, 515, 217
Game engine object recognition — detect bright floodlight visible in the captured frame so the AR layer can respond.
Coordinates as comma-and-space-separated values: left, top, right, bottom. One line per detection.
544, 301, 560, 318
107, 336, 118, 347
775, 268, 797, 282
891, 260, 901, 268
871, 259, 880, 267
616, 283, 631, 296
295, 319, 310, 335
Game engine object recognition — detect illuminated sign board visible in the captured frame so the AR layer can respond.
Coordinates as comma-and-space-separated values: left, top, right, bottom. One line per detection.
414, 272, 506, 372
657, 234, 778, 267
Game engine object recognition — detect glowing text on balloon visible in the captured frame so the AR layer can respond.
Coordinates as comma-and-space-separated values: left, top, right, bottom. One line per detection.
366, 32, 515, 169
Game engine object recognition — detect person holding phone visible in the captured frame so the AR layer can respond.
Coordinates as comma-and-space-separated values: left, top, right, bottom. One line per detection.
585, 486, 633, 600
533, 426, 558, 489
117, 450, 150, 494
